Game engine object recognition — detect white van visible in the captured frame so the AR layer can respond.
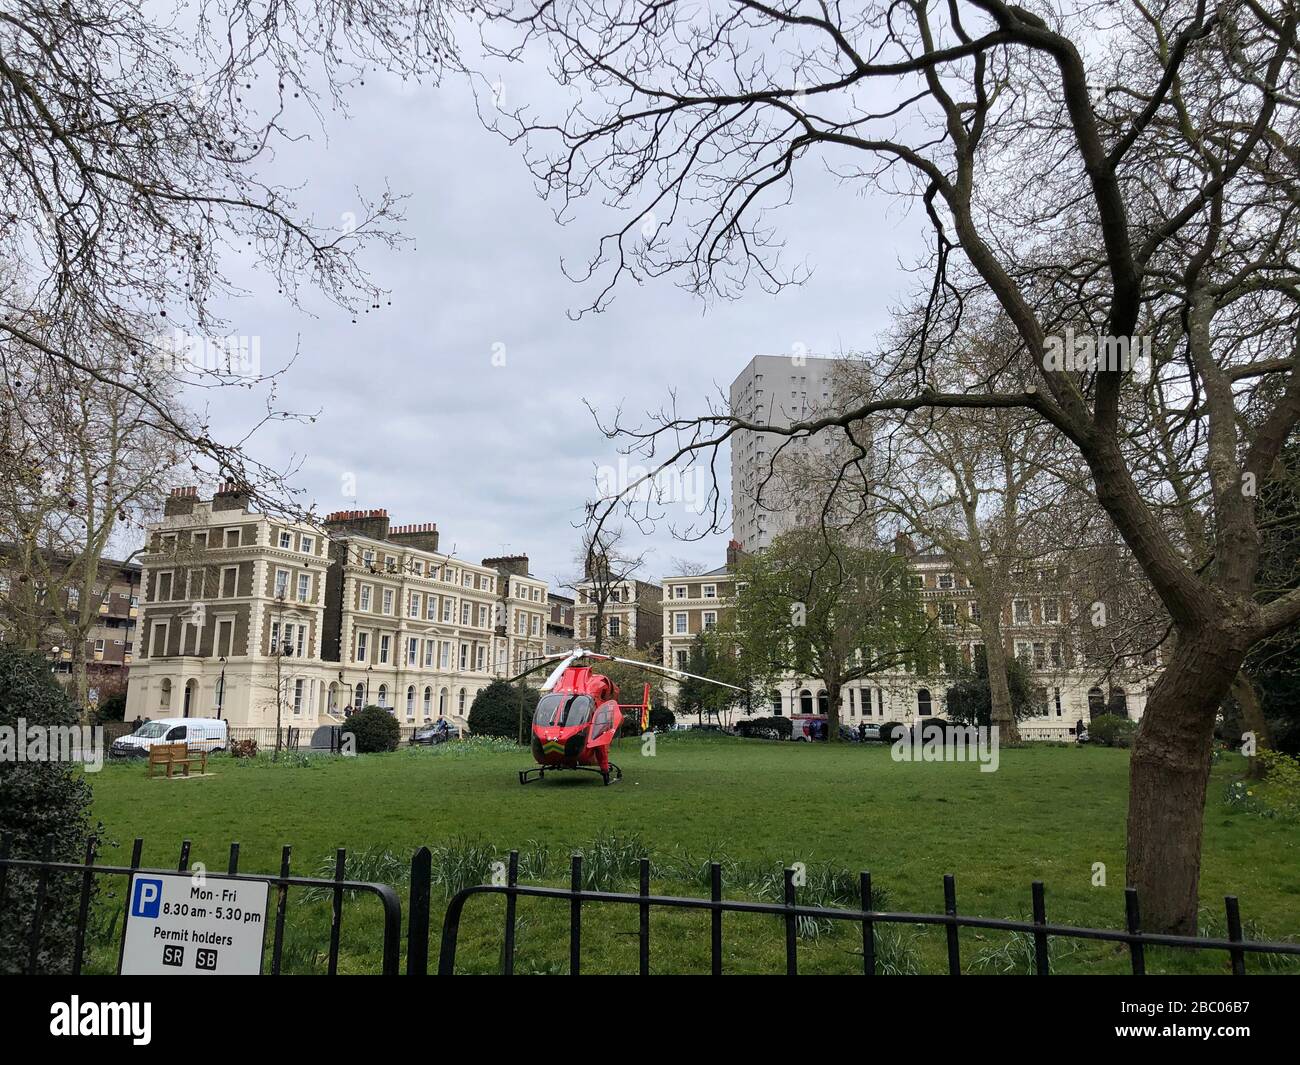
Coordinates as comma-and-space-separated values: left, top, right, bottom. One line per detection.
110, 718, 228, 758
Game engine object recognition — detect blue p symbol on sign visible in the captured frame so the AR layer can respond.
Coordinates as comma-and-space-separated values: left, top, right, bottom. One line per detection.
132, 878, 163, 918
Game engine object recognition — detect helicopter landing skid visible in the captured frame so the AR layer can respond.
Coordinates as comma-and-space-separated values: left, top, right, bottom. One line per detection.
519, 762, 623, 786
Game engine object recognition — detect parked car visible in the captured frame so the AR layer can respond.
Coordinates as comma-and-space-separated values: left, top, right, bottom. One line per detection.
411, 720, 461, 746
859, 723, 883, 741
110, 717, 228, 759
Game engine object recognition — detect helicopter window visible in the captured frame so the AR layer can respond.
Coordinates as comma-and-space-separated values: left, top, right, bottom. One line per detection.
534, 694, 595, 728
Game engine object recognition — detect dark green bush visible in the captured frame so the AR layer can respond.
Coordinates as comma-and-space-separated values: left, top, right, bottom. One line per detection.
96, 691, 127, 721
1089, 715, 1138, 748
648, 706, 676, 731
736, 715, 793, 739
0, 645, 99, 974
340, 705, 401, 753
467, 680, 534, 741
879, 721, 906, 743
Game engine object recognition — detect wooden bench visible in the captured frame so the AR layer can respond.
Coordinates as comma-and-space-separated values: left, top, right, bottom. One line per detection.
146, 742, 208, 779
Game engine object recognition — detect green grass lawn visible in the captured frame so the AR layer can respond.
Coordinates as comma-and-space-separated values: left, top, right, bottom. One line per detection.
78, 735, 1300, 975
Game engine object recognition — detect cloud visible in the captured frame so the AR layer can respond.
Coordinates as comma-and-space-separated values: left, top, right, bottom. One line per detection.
185, 43, 925, 587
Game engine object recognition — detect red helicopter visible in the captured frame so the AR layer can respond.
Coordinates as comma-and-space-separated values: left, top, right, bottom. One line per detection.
511, 649, 745, 785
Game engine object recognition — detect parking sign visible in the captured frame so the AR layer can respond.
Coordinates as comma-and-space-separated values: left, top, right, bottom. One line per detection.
120, 871, 270, 975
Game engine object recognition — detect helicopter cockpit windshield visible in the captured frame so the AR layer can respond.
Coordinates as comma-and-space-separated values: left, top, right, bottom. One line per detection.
533, 693, 595, 728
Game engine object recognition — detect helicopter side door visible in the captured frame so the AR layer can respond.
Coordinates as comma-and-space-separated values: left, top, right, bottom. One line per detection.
585, 699, 622, 749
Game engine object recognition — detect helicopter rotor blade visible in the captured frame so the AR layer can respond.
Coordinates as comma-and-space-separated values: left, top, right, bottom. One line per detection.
603, 655, 747, 692
501, 656, 569, 687
540, 649, 589, 691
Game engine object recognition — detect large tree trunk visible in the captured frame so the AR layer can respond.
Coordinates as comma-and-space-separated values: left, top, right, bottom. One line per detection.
1126, 630, 1246, 935
823, 673, 842, 742
1230, 671, 1271, 781
978, 599, 1020, 744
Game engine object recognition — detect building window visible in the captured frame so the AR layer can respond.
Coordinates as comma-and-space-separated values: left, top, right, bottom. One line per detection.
279, 531, 292, 549
1013, 600, 1031, 624
1042, 598, 1060, 623
406, 685, 416, 718
293, 679, 304, 715
426, 596, 437, 621
459, 644, 469, 670
156, 571, 173, 602
151, 621, 169, 657
159, 678, 172, 710
379, 634, 391, 664
360, 585, 372, 612
423, 686, 433, 716
703, 611, 717, 631
476, 646, 485, 671
675, 649, 688, 669
917, 688, 932, 716
407, 637, 418, 666
356, 631, 369, 662
424, 640, 434, 667
674, 613, 688, 634
354, 683, 365, 710
458, 688, 467, 715
703, 584, 716, 599
608, 616, 621, 638
221, 567, 238, 598
224, 529, 240, 548
377, 684, 388, 708
460, 602, 471, 626
939, 603, 957, 627
296, 573, 310, 603
300, 535, 314, 554
938, 573, 954, 590
969, 600, 981, 622
382, 588, 394, 615
409, 592, 422, 618
274, 569, 289, 598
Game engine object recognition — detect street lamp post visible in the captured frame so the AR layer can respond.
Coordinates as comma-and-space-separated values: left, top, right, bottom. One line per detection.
216, 656, 227, 719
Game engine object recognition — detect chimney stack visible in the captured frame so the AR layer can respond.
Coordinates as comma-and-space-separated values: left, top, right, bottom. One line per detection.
212, 480, 251, 513
323, 509, 392, 543
389, 521, 439, 553
164, 485, 199, 517
482, 554, 529, 578
893, 531, 916, 556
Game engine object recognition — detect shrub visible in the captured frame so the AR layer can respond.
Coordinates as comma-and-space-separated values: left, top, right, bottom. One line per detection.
648, 706, 676, 731
735, 715, 792, 739
467, 680, 534, 741
96, 691, 127, 721
879, 721, 906, 743
1089, 715, 1138, 748
340, 705, 401, 753
0, 645, 99, 974
1258, 749, 1300, 816
230, 738, 258, 759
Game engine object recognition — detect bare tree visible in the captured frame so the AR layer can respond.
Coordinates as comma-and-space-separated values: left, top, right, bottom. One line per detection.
0, 0, 458, 508
481, 1, 1300, 933
566, 526, 649, 653
0, 334, 182, 709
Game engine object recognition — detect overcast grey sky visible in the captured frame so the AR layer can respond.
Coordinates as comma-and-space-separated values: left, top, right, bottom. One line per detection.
197, 36, 927, 589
